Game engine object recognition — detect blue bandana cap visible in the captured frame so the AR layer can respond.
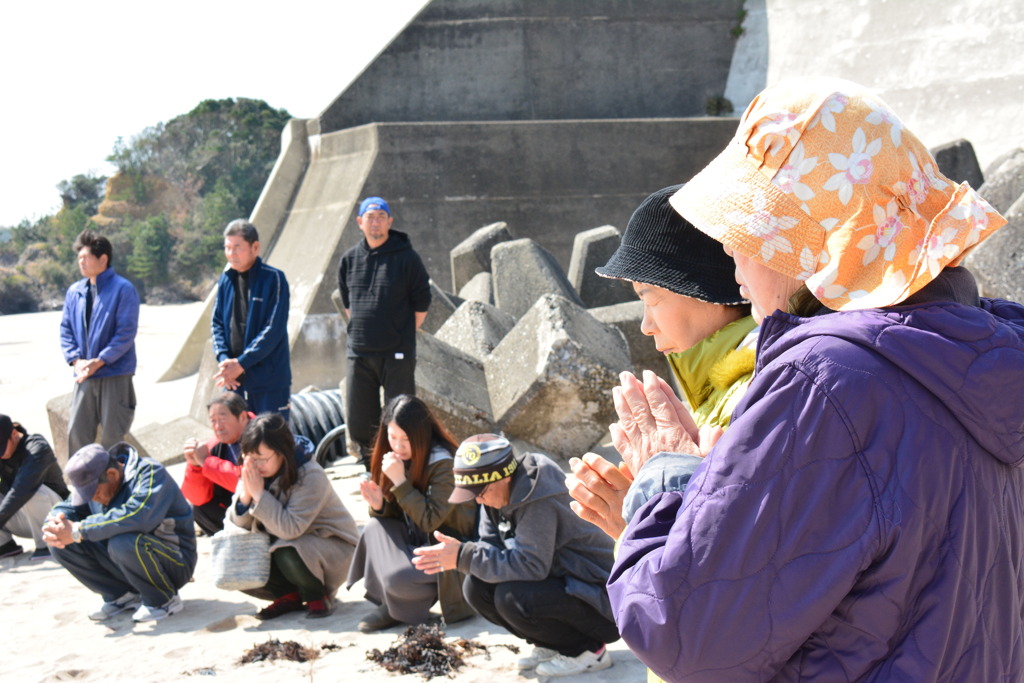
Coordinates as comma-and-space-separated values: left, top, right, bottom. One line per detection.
358, 196, 390, 217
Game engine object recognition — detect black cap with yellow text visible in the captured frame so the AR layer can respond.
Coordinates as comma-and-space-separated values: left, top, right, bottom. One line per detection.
449, 434, 517, 504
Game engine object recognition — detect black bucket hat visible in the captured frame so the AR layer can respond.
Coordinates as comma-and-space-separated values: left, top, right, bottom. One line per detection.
596, 184, 746, 305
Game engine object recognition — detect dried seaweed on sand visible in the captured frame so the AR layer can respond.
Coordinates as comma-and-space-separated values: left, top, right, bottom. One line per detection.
239, 638, 320, 664
367, 623, 518, 679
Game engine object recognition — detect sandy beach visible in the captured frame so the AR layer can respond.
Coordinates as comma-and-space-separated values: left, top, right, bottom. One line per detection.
0, 303, 643, 682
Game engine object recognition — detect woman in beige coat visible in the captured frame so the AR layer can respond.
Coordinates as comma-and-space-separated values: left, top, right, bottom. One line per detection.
347, 395, 477, 632
227, 413, 359, 620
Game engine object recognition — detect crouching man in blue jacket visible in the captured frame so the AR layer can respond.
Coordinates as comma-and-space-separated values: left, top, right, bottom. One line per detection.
43, 443, 197, 623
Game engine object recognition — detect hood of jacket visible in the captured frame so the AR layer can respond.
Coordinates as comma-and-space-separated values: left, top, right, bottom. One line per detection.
501, 451, 566, 514
294, 435, 314, 468
756, 271, 1024, 467
87, 442, 141, 513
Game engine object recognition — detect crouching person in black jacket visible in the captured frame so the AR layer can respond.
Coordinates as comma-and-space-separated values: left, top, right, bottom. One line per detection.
0, 414, 70, 560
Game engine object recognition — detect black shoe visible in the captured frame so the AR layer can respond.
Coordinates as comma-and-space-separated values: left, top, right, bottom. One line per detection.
30, 547, 52, 561
0, 540, 24, 559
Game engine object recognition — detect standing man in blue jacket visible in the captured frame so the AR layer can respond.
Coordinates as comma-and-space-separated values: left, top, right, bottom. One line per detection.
211, 219, 292, 420
43, 443, 197, 623
60, 230, 140, 458
337, 197, 431, 465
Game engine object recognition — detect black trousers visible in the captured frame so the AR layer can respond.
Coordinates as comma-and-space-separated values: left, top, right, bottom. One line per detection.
192, 485, 234, 536
463, 575, 620, 657
345, 354, 416, 454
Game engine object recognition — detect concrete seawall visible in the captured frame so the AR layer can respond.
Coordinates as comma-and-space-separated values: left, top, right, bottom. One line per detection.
727, 0, 1024, 169
175, 116, 738, 401
165, 0, 1024, 415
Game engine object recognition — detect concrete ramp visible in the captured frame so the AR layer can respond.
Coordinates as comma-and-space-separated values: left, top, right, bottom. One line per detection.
182, 124, 386, 416
273, 125, 379, 322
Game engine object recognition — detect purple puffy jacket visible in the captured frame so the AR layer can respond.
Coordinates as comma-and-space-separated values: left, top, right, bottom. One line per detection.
610, 292, 1024, 681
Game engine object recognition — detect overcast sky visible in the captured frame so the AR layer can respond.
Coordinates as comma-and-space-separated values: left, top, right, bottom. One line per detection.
0, 0, 429, 227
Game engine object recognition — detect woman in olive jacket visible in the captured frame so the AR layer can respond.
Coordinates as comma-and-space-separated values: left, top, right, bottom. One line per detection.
347, 395, 477, 632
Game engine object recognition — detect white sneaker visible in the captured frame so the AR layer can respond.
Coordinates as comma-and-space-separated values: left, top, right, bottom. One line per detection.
88, 591, 141, 621
536, 646, 613, 677
517, 645, 559, 671
132, 594, 183, 622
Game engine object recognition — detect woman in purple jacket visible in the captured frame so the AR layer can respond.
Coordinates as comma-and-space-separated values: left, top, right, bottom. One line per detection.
608, 78, 1024, 681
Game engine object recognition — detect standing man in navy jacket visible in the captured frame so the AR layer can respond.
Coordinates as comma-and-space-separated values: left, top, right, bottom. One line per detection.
211, 219, 292, 420
60, 230, 140, 458
337, 197, 431, 465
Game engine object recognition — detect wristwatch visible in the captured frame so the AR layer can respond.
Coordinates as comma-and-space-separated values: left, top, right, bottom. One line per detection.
71, 522, 83, 543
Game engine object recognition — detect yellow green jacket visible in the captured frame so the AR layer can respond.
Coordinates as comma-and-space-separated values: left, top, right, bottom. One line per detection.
667, 315, 758, 429
644, 315, 757, 683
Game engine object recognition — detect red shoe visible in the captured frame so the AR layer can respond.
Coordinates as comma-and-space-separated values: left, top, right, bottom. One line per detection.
306, 596, 334, 619
256, 592, 303, 620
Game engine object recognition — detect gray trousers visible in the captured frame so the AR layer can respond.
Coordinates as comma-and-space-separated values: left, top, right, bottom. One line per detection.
347, 516, 437, 624
67, 374, 136, 457
0, 485, 63, 549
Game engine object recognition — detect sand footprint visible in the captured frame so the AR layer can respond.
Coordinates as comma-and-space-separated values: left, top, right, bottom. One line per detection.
40, 656, 91, 682
163, 646, 193, 660
203, 614, 261, 632
53, 611, 80, 627
39, 670, 91, 682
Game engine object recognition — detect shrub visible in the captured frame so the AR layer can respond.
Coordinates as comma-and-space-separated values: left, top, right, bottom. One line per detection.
705, 95, 735, 117
0, 271, 39, 314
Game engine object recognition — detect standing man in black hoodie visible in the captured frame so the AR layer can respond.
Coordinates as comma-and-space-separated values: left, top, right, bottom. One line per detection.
337, 197, 431, 466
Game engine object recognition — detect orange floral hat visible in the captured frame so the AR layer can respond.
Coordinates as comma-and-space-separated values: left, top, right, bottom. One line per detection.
670, 78, 1006, 311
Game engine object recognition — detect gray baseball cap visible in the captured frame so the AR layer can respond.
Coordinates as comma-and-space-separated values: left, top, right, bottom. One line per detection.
65, 444, 113, 506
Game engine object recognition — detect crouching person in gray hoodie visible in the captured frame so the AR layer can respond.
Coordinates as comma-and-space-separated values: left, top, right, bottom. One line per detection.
43, 443, 196, 623
413, 435, 620, 678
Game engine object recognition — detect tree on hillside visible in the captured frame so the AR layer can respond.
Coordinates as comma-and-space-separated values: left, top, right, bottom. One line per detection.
57, 173, 108, 214
178, 179, 240, 282
52, 206, 93, 260
2, 97, 290, 312
108, 97, 290, 210
127, 214, 173, 286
